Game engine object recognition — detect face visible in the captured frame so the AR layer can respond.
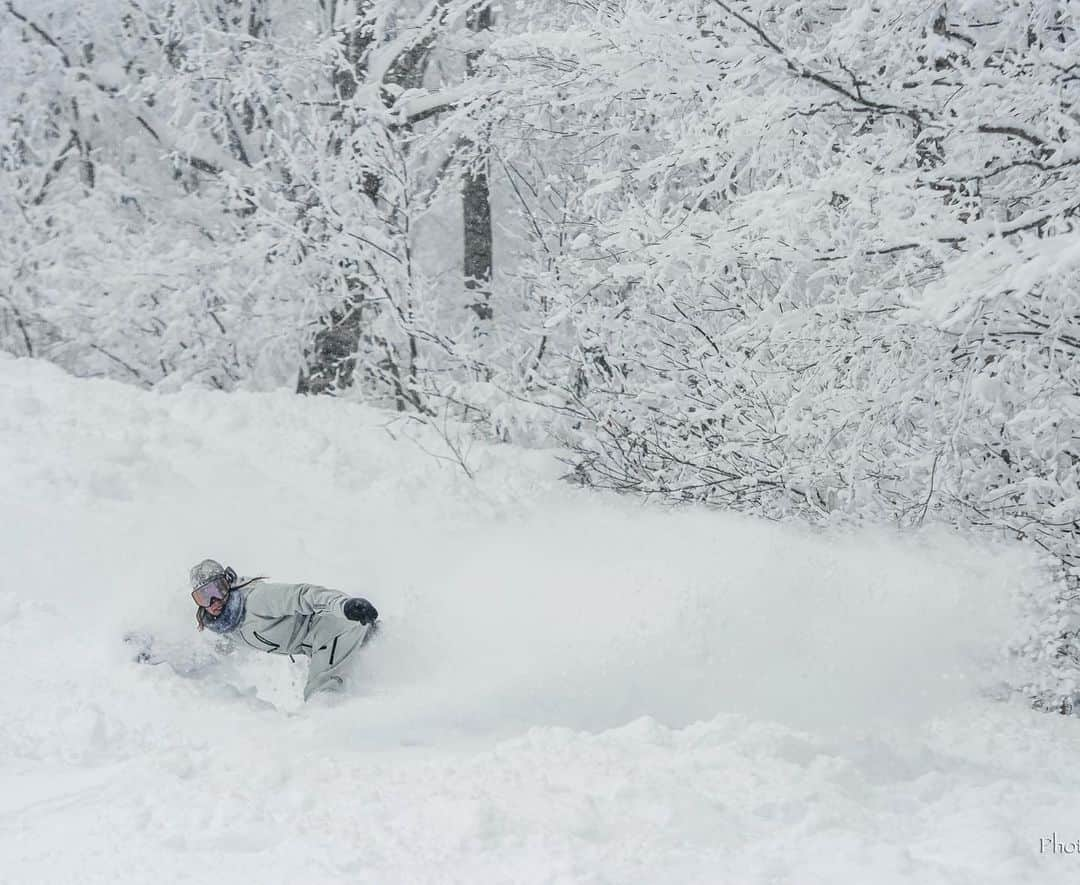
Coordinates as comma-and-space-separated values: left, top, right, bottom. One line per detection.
192, 577, 229, 616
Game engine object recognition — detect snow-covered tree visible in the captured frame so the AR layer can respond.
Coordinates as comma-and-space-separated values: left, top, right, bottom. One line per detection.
4, 0, 1079, 704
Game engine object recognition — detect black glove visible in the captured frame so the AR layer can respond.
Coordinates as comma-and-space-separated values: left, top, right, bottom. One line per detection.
344, 597, 378, 625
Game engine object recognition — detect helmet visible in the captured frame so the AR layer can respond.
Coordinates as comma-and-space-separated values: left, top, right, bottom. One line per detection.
189, 559, 237, 591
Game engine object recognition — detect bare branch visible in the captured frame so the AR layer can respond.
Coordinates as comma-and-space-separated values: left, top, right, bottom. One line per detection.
6, 3, 72, 67
711, 0, 926, 127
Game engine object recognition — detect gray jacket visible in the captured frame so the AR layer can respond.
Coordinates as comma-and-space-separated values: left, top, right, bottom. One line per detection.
221, 581, 352, 657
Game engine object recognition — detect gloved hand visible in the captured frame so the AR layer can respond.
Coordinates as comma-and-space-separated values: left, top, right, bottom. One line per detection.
344, 597, 378, 625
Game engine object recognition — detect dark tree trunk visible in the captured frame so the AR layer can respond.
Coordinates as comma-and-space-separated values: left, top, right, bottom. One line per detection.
463, 2, 493, 321
463, 160, 493, 320
296, 301, 365, 395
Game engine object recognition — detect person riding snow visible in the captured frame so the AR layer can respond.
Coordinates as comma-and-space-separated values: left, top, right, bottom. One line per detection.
189, 559, 379, 701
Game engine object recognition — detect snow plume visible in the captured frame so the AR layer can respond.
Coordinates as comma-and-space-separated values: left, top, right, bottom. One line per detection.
361, 512, 1026, 738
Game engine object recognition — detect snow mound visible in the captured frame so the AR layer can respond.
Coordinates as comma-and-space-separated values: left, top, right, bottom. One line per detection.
1, 355, 1076, 884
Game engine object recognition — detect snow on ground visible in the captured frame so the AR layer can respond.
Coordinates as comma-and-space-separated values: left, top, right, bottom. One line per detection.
2, 353, 1079, 884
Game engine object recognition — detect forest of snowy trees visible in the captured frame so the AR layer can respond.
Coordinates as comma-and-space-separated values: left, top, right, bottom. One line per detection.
3, 1, 1079, 701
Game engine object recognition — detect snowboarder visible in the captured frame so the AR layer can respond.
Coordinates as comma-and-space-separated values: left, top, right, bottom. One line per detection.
189, 558, 379, 701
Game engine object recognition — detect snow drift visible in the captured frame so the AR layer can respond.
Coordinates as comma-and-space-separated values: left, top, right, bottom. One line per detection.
1, 355, 1078, 884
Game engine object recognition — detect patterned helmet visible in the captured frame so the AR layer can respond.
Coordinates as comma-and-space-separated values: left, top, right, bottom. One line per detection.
189, 558, 235, 590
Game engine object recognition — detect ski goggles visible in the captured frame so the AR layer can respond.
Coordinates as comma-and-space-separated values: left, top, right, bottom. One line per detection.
191, 578, 228, 608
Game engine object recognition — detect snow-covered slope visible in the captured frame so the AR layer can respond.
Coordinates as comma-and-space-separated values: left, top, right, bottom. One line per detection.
2, 354, 1078, 884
